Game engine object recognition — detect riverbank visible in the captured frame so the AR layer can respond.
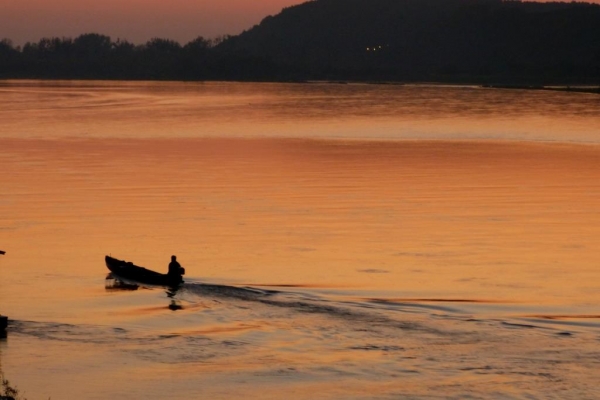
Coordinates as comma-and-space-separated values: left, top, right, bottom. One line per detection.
2, 77, 599, 96
482, 84, 600, 95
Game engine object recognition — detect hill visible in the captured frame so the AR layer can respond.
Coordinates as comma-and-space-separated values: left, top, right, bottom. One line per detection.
1, 0, 599, 84
220, 0, 600, 83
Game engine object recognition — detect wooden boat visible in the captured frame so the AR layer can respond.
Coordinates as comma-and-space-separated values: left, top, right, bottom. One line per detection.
105, 255, 184, 287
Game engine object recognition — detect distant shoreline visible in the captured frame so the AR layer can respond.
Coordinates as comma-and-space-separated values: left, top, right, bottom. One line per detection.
2, 78, 599, 95
481, 84, 600, 95
320, 81, 600, 95
2, 1, 599, 87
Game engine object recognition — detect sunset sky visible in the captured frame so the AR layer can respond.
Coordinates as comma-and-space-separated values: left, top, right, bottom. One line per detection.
0, 0, 304, 45
2, 0, 600, 45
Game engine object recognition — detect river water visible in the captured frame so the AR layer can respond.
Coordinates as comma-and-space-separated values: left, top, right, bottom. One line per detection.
0, 80, 599, 399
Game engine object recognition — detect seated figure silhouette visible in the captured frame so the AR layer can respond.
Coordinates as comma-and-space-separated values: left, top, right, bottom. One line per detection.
168, 255, 185, 280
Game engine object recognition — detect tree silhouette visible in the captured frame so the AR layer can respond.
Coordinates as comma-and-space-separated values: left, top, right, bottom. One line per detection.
0, 0, 599, 83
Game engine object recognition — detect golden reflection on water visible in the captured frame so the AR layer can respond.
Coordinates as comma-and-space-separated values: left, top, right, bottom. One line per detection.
1, 138, 599, 313
3, 82, 600, 400
1, 80, 599, 142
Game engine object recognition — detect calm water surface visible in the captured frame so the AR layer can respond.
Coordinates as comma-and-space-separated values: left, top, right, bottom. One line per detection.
1, 81, 599, 399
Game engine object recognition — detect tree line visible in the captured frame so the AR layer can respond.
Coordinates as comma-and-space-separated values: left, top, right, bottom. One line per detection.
0, 34, 277, 80
2, 0, 600, 84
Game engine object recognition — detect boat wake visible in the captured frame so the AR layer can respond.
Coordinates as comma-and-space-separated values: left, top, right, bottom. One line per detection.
6, 279, 600, 400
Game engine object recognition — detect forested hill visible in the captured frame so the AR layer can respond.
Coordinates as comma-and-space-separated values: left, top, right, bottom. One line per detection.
220, 0, 600, 83
1, 0, 600, 83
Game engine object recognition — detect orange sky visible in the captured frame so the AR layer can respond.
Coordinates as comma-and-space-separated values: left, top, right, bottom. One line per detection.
1, 0, 600, 45
0, 0, 303, 45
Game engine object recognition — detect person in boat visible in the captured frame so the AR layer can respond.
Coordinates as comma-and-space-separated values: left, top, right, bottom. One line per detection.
168, 255, 184, 278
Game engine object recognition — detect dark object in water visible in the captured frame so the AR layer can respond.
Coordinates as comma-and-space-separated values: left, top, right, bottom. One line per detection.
0, 315, 7, 331
105, 255, 184, 288
0, 250, 5, 255
105, 273, 140, 291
